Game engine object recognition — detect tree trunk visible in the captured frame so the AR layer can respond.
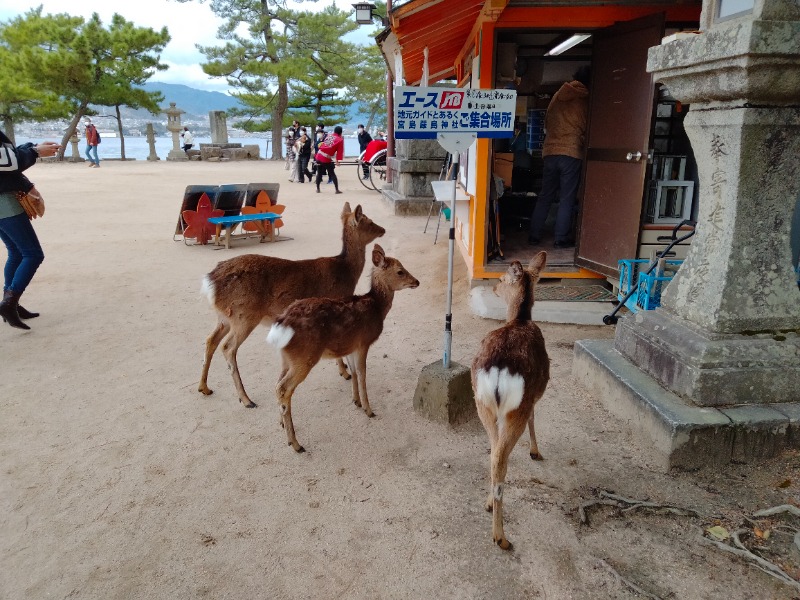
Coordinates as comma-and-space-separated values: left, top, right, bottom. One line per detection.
116, 105, 126, 161
270, 76, 289, 160
3, 116, 15, 144
58, 103, 89, 162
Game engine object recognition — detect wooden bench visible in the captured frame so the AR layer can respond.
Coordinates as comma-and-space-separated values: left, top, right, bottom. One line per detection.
208, 212, 281, 249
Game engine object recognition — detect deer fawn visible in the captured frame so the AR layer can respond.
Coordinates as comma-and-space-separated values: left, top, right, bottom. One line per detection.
471, 252, 550, 550
199, 203, 385, 408
266, 244, 419, 452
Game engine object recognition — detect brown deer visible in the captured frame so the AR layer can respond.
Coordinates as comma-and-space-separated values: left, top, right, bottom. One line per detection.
471, 252, 550, 550
266, 244, 419, 452
199, 203, 385, 408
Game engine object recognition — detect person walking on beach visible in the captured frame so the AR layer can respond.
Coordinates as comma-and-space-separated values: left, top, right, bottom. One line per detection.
181, 127, 194, 153
0, 130, 60, 330
314, 125, 344, 194
84, 118, 100, 168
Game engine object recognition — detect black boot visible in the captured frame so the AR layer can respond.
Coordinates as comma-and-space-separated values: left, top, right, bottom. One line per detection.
17, 305, 39, 319
0, 289, 30, 330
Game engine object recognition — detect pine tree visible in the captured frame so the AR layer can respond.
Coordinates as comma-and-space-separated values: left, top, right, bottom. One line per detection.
0, 8, 169, 158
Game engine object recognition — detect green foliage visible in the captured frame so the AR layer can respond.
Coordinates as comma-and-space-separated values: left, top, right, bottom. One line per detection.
0, 7, 169, 153
175, 0, 388, 158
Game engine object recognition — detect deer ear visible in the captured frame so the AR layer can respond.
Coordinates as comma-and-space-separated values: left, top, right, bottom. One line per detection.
372, 244, 386, 267
527, 251, 547, 281
507, 261, 524, 282
341, 202, 352, 217
354, 204, 363, 222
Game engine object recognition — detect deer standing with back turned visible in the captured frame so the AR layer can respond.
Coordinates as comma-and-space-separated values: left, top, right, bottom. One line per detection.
471, 251, 550, 550
266, 244, 419, 452
198, 203, 385, 408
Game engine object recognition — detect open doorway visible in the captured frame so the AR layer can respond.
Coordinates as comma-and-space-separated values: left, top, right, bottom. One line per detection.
489, 16, 700, 278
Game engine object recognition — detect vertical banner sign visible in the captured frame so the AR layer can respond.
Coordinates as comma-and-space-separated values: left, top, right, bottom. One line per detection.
394, 86, 517, 139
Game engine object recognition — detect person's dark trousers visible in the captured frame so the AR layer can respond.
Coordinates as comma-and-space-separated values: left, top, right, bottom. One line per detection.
315, 163, 339, 192
362, 161, 370, 179
0, 212, 45, 294
528, 154, 582, 244
298, 155, 313, 182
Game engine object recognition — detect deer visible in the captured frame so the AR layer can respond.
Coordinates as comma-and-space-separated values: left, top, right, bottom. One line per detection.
471, 251, 550, 550
266, 244, 419, 453
199, 202, 385, 408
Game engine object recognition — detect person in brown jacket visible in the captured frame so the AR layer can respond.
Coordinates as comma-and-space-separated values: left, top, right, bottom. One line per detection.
528, 66, 590, 248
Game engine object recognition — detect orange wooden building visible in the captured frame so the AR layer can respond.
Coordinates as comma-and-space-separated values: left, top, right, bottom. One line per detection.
378, 0, 702, 282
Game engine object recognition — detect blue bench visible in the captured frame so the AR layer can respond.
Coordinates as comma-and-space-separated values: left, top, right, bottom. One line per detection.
208, 212, 281, 248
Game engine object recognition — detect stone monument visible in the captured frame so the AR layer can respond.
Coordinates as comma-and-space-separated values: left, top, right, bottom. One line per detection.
209, 110, 229, 144
382, 139, 447, 215
574, 0, 800, 469
164, 102, 188, 162
146, 123, 160, 161
69, 133, 81, 163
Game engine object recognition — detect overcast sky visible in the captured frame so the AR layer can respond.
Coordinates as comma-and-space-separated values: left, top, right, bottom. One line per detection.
0, 0, 373, 94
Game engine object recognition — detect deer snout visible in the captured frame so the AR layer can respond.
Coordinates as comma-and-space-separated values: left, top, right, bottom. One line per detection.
408, 278, 420, 289
376, 226, 386, 237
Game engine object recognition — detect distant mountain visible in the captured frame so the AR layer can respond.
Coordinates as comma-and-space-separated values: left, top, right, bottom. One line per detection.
137, 82, 243, 117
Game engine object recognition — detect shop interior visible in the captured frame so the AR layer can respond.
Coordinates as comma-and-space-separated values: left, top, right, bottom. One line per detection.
489, 28, 699, 271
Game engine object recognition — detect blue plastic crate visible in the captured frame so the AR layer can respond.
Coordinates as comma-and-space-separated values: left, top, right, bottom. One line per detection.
617, 258, 683, 313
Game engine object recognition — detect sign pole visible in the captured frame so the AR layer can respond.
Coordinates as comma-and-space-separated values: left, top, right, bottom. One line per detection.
436, 132, 477, 368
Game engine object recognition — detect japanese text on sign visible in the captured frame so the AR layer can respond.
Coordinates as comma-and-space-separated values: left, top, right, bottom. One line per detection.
394, 86, 517, 139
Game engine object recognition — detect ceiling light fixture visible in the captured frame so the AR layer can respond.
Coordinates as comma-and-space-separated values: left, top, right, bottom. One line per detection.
545, 33, 591, 56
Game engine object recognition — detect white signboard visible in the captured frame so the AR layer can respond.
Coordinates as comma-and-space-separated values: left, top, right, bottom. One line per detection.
394, 86, 516, 139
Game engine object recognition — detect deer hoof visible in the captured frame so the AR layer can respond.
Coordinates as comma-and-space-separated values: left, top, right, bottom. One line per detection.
366, 410, 375, 418
292, 444, 306, 453
242, 400, 258, 408
495, 537, 513, 551
529, 452, 543, 461
198, 385, 214, 396
485, 502, 493, 513
341, 372, 352, 381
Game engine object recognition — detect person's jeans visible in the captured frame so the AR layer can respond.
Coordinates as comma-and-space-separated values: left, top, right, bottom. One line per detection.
529, 155, 582, 243
0, 212, 44, 294
298, 155, 313, 182
85, 144, 99, 165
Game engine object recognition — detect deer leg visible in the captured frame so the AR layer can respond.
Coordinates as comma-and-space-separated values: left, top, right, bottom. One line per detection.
528, 406, 543, 460
476, 405, 500, 513
352, 349, 375, 417
221, 319, 259, 408
345, 354, 361, 408
275, 355, 317, 453
198, 318, 230, 395
336, 357, 352, 380
490, 417, 528, 551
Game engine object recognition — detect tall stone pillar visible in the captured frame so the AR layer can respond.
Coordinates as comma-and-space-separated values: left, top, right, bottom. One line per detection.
574, 0, 800, 468
209, 111, 229, 144
146, 123, 160, 161
164, 102, 188, 162
618, 0, 800, 405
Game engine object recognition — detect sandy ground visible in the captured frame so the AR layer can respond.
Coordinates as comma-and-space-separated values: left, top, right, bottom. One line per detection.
2, 157, 800, 600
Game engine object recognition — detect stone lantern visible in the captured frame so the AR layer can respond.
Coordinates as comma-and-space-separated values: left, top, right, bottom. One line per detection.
575, 0, 800, 469
164, 102, 188, 161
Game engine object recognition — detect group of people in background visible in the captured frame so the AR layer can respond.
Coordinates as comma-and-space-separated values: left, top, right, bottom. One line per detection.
285, 121, 385, 195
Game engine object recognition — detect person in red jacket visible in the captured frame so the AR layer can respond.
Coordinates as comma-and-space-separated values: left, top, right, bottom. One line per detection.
314, 125, 344, 194
84, 117, 100, 168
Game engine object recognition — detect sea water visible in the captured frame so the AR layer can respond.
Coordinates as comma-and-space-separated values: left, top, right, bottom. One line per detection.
14, 136, 363, 160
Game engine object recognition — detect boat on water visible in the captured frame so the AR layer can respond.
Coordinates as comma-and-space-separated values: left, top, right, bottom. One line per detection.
97, 131, 118, 138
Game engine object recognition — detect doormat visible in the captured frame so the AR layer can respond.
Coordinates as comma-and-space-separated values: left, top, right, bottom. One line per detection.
535, 284, 616, 302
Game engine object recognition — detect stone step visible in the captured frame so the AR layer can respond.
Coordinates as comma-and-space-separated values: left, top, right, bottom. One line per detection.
572, 338, 800, 471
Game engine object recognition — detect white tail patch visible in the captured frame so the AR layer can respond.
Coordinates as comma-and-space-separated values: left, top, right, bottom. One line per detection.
266, 323, 295, 349
200, 275, 215, 306
475, 367, 525, 417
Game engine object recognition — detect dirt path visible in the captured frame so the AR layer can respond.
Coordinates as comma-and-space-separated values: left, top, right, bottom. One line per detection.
1, 159, 798, 599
